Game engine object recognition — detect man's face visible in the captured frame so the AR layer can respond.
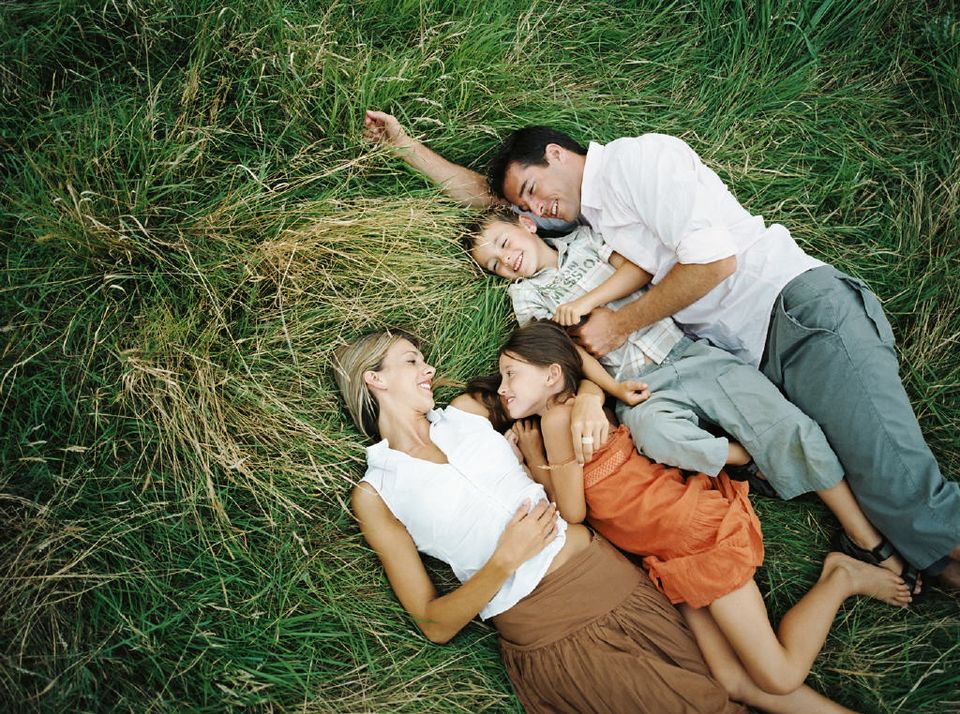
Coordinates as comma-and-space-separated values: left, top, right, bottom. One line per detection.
502, 144, 582, 222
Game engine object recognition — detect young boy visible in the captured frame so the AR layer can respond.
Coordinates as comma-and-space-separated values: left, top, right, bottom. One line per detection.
466, 210, 918, 586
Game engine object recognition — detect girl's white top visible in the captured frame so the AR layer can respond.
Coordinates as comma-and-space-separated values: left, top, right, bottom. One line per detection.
362, 405, 567, 619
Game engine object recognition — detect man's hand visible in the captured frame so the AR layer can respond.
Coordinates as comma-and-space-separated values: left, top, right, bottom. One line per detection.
363, 109, 407, 147
615, 380, 650, 406
571, 306, 630, 357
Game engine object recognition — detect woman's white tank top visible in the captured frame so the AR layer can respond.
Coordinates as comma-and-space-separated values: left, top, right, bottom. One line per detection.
362, 406, 567, 619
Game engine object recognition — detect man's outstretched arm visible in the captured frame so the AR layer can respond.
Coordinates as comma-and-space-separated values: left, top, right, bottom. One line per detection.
574, 257, 736, 357
364, 109, 499, 208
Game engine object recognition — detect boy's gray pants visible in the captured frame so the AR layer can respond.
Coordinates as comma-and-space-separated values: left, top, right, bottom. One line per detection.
760, 265, 959, 571
616, 337, 844, 501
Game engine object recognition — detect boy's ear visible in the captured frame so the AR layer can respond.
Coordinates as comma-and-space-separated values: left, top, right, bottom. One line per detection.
517, 214, 538, 234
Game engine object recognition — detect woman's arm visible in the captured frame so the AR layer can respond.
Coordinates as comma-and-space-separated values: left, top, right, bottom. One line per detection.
539, 405, 588, 524
363, 110, 498, 208
553, 253, 653, 326
353, 483, 558, 644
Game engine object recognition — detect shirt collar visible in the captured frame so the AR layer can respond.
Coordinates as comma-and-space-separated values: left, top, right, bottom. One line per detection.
580, 142, 606, 214
365, 408, 445, 467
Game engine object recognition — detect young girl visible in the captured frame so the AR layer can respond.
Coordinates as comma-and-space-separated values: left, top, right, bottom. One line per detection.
332, 328, 746, 713
458, 320, 912, 705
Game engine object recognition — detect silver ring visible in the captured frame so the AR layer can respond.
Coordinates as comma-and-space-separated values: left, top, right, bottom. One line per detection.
580, 436, 594, 444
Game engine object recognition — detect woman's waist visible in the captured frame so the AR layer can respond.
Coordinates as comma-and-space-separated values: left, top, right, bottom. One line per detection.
544, 523, 592, 576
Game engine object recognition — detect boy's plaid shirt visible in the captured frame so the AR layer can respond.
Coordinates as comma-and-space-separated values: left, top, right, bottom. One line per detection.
508, 226, 684, 382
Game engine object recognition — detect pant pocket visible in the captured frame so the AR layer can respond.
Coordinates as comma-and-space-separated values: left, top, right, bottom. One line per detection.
838, 275, 896, 348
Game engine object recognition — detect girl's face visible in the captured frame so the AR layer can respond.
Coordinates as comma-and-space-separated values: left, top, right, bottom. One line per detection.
497, 351, 558, 419
370, 338, 436, 411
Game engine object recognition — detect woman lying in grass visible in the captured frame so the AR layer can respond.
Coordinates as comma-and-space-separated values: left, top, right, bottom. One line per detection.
456, 320, 913, 712
333, 328, 748, 713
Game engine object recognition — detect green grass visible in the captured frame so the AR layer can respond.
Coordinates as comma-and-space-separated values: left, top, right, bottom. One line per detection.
2, 0, 958, 711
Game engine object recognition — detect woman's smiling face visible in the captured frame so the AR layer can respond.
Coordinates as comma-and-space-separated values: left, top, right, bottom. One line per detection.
372, 338, 436, 410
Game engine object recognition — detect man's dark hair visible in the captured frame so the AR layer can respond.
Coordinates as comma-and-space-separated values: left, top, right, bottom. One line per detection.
487, 127, 587, 199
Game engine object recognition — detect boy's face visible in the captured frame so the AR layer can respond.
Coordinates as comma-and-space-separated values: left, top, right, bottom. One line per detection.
471, 216, 547, 280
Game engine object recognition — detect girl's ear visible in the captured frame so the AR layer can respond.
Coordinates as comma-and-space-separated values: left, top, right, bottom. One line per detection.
517, 214, 538, 234
546, 362, 563, 386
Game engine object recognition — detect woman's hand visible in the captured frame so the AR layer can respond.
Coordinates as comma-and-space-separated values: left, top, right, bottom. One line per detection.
492, 499, 559, 572
570, 388, 609, 463
363, 109, 408, 147
615, 380, 650, 406
553, 298, 591, 327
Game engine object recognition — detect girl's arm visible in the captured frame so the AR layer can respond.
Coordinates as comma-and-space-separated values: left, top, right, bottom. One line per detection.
539, 404, 588, 524
553, 253, 653, 326
510, 419, 554, 497
574, 345, 649, 406
352, 483, 558, 644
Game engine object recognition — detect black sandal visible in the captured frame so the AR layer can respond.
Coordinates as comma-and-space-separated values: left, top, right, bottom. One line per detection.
726, 461, 780, 499
832, 530, 922, 595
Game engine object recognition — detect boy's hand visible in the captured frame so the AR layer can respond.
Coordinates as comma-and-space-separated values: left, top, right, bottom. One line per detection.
363, 109, 407, 147
616, 380, 650, 406
553, 298, 590, 327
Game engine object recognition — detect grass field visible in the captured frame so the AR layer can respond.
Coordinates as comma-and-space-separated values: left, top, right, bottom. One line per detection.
2, 1, 959, 711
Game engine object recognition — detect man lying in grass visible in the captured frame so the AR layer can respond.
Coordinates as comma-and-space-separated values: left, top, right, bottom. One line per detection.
461, 208, 916, 593
363, 109, 960, 589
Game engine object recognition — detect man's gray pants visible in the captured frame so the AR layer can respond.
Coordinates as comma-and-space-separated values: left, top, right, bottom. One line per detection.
761, 265, 960, 571
616, 337, 843, 500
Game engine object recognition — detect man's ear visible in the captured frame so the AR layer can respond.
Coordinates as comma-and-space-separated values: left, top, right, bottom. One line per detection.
545, 143, 564, 164
517, 214, 538, 234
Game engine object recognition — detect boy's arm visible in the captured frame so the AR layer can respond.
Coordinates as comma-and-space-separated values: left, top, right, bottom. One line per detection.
553, 253, 653, 326
364, 110, 498, 208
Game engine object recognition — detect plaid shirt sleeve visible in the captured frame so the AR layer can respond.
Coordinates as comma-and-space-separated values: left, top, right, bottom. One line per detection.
508, 281, 552, 326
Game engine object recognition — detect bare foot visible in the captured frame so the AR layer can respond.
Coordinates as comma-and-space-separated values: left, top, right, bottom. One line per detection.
822, 552, 913, 607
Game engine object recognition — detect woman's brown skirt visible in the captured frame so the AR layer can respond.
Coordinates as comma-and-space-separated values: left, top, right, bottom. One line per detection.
492, 534, 745, 714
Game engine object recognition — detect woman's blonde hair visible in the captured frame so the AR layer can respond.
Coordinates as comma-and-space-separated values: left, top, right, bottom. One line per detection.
332, 328, 421, 440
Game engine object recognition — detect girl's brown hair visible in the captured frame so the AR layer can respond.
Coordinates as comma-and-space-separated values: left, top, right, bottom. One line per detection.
500, 320, 583, 404
466, 320, 583, 429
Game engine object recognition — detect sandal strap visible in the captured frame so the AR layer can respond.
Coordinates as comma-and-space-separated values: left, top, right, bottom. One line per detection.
835, 530, 896, 565
867, 538, 896, 563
